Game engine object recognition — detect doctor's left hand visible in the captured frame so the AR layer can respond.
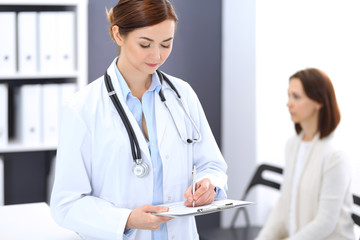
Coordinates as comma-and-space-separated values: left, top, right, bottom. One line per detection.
125, 205, 173, 231
184, 178, 215, 207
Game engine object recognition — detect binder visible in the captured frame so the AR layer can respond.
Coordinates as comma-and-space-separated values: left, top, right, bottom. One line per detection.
42, 84, 59, 145
0, 84, 8, 146
15, 84, 42, 145
38, 12, 57, 73
56, 12, 75, 73
39, 11, 76, 74
0, 12, 16, 75
18, 12, 38, 74
153, 199, 252, 217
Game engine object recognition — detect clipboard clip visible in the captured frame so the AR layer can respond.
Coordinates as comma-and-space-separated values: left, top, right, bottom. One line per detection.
197, 203, 234, 214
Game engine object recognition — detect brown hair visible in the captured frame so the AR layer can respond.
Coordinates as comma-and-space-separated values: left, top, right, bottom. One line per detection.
290, 68, 340, 139
106, 0, 178, 41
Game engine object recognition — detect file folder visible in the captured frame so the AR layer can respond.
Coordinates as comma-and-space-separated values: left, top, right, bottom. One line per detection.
18, 12, 38, 74
0, 12, 16, 75
0, 84, 8, 146
38, 12, 57, 74
56, 12, 75, 73
42, 84, 59, 145
15, 84, 42, 145
153, 199, 252, 217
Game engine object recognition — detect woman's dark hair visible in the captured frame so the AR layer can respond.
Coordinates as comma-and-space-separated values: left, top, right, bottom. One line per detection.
290, 68, 340, 139
106, 0, 178, 40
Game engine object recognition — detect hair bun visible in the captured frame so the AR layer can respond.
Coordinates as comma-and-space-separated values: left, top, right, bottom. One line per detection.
106, 7, 114, 24
106, 7, 115, 41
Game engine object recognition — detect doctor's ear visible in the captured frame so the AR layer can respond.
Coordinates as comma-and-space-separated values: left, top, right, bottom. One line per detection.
112, 25, 124, 46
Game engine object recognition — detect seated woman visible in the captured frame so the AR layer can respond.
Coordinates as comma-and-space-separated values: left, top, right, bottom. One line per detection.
255, 68, 355, 240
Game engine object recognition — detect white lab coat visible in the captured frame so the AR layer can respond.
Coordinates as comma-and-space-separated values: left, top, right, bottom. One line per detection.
50, 61, 228, 240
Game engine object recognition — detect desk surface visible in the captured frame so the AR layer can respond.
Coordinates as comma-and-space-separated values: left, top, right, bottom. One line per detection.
0, 202, 82, 240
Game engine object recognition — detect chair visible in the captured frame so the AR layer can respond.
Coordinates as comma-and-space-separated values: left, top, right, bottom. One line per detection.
199, 163, 283, 240
353, 194, 360, 240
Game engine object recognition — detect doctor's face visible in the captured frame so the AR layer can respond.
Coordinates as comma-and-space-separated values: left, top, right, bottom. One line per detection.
115, 19, 176, 75
287, 78, 321, 126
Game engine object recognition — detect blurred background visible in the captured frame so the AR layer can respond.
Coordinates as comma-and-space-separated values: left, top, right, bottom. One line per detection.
0, 0, 359, 238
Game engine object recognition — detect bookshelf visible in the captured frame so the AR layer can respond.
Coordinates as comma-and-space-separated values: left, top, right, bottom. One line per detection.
0, 0, 88, 205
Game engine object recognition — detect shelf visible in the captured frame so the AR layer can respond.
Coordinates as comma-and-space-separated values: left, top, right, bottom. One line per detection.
0, 72, 78, 80
0, 0, 86, 6
0, 141, 57, 153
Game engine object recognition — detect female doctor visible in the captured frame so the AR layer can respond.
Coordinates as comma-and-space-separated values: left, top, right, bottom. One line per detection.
50, 0, 228, 239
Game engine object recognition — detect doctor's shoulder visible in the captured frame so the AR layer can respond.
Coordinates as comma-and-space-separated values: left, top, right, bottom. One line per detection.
62, 77, 104, 113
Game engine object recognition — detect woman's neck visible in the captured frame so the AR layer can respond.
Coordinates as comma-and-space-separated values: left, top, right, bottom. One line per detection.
301, 122, 318, 141
116, 59, 151, 100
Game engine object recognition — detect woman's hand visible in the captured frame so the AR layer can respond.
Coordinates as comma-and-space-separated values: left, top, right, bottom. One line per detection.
125, 205, 173, 231
184, 178, 215, 207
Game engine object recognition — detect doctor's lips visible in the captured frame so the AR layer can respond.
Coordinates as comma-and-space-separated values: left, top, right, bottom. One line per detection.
146, 63, 158, 68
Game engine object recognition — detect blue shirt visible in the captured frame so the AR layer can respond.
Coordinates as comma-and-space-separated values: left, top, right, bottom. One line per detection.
114, 62, 168, 239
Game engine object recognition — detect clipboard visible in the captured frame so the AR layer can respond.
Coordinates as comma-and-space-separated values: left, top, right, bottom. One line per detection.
152, 199, 252, 217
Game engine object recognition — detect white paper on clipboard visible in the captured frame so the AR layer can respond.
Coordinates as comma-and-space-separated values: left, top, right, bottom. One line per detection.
152, 199, 252, 217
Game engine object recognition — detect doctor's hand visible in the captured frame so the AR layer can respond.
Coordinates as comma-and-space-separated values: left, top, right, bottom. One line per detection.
184, 178, 215, 207
125, 205, 173, 231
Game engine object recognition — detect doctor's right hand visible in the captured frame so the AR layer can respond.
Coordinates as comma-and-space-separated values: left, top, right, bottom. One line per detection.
125, 205, 173, 231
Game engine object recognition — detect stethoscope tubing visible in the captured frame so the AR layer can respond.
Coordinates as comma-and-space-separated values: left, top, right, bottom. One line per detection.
104, 69, 201, 175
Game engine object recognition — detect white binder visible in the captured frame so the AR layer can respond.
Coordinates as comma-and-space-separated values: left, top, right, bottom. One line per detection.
18, 12, 38, 74
15, 84, 42, 145
42, 84, 59, 145
38, 12, 57, 74
56, 12, 75, 73
0, 84, 8, 146
0, 12, 16, 75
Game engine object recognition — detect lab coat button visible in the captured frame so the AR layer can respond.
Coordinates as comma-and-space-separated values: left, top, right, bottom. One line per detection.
171, 235, 175, 239
168, 196, 172, 201
165, 155, 169, 160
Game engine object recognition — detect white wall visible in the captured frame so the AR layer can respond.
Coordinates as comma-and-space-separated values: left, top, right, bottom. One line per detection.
221, 0, 257, 227
222, 0, 360, 233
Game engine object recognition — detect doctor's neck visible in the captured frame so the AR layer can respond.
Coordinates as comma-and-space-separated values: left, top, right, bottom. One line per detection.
116, 60, 152, 101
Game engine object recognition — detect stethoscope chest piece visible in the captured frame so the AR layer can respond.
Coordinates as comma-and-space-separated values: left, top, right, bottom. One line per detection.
132, 160, 149, 178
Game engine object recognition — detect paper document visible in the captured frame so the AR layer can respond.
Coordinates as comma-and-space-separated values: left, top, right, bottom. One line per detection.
153, 199, 252, 217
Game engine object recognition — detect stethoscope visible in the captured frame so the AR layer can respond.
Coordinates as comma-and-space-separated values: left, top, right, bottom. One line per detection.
104, 70, 201, 177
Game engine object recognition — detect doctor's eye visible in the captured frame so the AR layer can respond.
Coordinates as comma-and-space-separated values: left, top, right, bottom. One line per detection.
161, 44, 171, 49
140, 44, 151, 48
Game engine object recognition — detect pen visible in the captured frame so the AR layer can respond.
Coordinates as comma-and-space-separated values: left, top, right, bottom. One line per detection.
192, 165, 196, 207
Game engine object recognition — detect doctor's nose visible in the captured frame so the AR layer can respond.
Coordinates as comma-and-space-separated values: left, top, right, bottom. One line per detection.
150, 47, 161, 61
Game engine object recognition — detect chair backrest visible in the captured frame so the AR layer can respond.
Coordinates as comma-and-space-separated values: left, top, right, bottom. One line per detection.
353, 194, 360, 240
242, 164, 283, 200
230, 163, 283, 228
